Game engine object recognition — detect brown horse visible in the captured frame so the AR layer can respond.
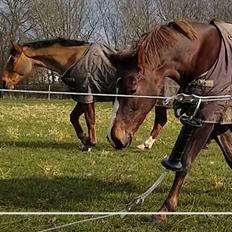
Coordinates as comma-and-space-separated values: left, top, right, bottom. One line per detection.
1, 38, 169, 151
107, 20, 232, 222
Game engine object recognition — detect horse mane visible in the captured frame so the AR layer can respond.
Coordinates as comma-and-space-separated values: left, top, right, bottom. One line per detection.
136, 20, 198, 70
22, 38, 90, 49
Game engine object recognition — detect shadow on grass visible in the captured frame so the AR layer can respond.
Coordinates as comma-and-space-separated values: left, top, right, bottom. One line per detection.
0, 140, 81, 150
0, 140, 115, 151
0, 176, 139, 211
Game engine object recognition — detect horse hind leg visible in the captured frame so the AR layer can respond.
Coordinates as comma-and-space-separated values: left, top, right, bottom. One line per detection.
83, 102, 96, 151
70, 102, 89, 146
213, 125, 232, 168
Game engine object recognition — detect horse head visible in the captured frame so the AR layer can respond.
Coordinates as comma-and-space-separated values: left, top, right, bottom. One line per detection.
2, 42, 33, 89
107, 21, 201, 149
107, 49, 168, 149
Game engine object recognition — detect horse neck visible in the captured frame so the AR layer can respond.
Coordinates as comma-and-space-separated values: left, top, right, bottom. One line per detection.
165, 23, 220, 84
23, 45, 90, 75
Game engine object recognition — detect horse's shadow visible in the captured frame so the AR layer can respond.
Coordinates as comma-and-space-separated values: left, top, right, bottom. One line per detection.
0, 140, 80, 150
0, 141, 138, 211
0, 140, 113, 151
0, 176, 139, 211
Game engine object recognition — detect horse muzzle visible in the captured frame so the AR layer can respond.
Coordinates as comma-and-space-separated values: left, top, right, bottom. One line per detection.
108, 129, 132, 149
2, 80, 15, 90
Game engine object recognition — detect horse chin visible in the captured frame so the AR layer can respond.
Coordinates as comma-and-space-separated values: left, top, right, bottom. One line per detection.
114, 140, 131, 150
123, 133, 132, 149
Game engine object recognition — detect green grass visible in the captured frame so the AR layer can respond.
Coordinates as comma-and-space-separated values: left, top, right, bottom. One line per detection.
0, 98, 232, 231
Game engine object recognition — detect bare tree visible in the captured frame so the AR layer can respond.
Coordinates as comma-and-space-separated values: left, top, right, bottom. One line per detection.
210, 0, 232, 22
155, 0, 232, 23
96, 0, 158, 48
30, 0, 99, 40
0, 0, 33, 76
1, 0, 232, 84
0, 0, 33, 40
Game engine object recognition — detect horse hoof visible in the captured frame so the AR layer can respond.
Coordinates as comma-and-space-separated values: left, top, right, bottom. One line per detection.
82, 146, 92, 152
137, 143, 152, 150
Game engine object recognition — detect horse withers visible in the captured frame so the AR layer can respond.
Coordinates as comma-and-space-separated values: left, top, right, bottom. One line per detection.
107, 20, 232, 222
1, 38, 171, 151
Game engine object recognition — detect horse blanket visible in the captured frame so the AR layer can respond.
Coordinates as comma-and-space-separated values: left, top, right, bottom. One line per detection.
61, 43, 180, 105
158, 77, 179, 107
181, 20, 232, 124
61, 44, 117, 103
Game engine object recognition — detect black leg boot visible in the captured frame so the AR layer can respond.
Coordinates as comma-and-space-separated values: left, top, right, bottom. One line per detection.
161, 125, 195, 171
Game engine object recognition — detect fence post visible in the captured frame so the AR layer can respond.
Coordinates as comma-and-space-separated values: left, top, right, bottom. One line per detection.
48, 84, 51, 100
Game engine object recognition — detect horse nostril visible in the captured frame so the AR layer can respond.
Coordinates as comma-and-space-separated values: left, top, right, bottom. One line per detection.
108, 131, 124, 149
113, 132, 132, 149
114, 137, 124, 150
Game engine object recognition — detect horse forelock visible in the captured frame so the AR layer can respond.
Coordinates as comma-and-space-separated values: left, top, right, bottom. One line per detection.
137, 21, 198, 70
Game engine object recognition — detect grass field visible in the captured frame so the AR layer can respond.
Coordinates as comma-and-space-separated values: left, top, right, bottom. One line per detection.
0, 98, 232, 232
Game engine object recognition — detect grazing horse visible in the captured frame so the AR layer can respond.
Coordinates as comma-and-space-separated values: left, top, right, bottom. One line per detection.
1, 38, 171, 151
107, 20, 232, 222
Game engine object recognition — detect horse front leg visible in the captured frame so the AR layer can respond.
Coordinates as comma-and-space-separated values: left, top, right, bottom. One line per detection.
153, 124, 214, 223
70, 102, 89, 146
137, 106, 167, 150
83, 102, 96, 151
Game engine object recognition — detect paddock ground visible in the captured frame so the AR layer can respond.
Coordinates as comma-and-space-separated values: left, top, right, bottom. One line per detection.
0, 98, 231, 231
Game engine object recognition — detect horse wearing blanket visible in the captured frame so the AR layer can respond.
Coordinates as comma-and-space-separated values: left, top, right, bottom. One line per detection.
2, 39, 178, 151
107, 20, 232, 222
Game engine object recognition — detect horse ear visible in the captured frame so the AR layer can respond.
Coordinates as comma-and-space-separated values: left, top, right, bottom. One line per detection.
137, 64, 145, 75
11, 41, 23, 54
106, 49, 137, 68
105, 52, 120, 68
